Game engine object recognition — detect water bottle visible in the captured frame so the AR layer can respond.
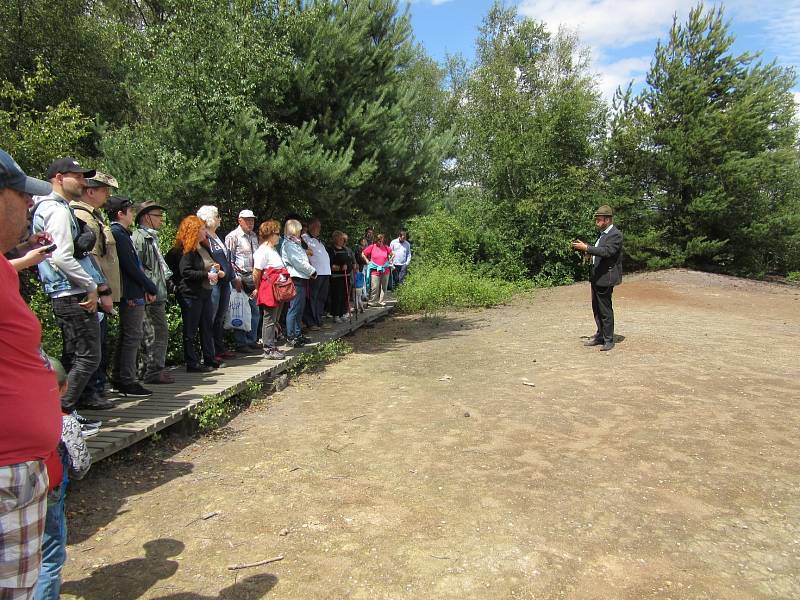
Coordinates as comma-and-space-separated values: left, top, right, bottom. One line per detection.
208, 265, 219, 286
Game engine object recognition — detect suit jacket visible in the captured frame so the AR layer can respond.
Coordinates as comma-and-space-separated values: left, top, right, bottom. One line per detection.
586, 225, 623, 287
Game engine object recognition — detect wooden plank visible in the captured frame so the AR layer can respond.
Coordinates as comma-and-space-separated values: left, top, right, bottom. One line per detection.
84, 302, 395, 462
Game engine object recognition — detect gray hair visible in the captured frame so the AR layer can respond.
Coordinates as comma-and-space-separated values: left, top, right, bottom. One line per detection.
196, 205, 219, 227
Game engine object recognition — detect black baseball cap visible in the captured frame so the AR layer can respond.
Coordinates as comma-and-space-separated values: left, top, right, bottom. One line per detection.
0, 149, 52, 196
106, 195, 134, 216
46, 157, 96, 180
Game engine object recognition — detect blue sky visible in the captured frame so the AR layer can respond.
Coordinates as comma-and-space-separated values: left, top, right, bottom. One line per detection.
407, 0, 800, 104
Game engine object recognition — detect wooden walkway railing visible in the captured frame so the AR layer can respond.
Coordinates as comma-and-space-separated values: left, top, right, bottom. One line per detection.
81, 302, 395, 462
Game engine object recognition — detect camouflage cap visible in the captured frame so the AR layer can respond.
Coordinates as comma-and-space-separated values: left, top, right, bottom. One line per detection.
85, 171, 119, 189
594, 205, 614, 217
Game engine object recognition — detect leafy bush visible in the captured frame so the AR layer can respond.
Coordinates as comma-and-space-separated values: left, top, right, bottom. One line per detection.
396, 263, 524, 312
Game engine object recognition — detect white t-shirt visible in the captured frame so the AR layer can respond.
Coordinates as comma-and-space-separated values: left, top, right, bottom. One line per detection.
302, 234, 332, 276
253, 244, 285, 270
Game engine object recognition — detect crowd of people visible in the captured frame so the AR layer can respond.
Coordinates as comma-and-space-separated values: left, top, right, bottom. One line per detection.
1, 149, 413, 598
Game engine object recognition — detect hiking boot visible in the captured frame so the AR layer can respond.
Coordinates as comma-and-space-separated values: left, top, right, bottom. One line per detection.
117, 383, 153, 398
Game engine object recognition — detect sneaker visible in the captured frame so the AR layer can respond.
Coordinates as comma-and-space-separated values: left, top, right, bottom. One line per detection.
206, 359, 225, 369
72, 410, 101, 429
264, 347, 286, 360
286, 338, 304, 348
187, 364, 214, 373
117, 383, 153, 398
79, 395, 115, 410
80, 425, 100, 438
298, 335, 312, 344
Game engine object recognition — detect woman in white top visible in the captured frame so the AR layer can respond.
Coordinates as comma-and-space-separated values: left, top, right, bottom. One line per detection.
253, 220, 287, 359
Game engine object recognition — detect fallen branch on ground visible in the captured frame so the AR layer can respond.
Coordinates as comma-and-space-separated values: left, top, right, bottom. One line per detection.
227, 556, 284, 570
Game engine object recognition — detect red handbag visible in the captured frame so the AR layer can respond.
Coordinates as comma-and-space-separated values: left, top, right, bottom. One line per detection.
273, 274, 296, 302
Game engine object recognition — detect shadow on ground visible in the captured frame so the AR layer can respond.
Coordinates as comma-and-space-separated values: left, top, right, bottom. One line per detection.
62, 538, 277, 599
346, 311, 488, 356
67, 441, 195, 544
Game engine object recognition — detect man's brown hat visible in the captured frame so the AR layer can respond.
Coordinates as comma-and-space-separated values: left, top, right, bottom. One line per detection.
594, 205, 614, 217
135, 201, 166, 224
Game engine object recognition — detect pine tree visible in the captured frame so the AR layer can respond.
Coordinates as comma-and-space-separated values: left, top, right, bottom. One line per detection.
619, 4, 800, 274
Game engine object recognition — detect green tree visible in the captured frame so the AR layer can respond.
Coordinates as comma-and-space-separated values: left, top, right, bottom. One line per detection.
449, 3, 607, 282
0, 60, 91, 176
609, 4, 800, 274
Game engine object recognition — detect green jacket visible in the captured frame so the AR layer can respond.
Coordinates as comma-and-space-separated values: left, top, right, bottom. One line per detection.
131, 227, 172, 302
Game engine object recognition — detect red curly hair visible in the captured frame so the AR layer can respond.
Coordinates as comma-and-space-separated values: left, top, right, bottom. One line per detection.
173, 215, 205, 255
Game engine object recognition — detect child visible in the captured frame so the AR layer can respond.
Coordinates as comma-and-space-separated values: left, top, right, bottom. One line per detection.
36, 356, 92, 600
353, 270, 365, 314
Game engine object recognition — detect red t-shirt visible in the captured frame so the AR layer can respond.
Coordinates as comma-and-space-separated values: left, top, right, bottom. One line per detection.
0, 257, 62, 468
363, 243, 391, 266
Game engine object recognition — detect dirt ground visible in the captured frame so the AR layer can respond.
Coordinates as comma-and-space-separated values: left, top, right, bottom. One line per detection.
61, 269, 800, 599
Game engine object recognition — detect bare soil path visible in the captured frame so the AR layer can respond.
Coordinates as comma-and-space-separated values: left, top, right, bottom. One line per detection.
61, 269, 800, 599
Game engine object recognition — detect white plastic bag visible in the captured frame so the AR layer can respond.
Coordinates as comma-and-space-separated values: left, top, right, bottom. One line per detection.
225, 289, 252, 331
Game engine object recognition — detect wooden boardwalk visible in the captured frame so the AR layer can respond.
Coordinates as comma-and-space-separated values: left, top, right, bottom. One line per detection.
80, 302, 395, 462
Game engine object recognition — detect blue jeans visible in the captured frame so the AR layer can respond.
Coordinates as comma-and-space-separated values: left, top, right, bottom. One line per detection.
286, 278, 307, 339
233, 296, 260, 347
34, 485, 66, 600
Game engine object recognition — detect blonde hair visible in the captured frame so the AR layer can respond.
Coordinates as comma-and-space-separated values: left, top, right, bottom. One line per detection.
259, 219, 281, 242
284, 219, 302, 237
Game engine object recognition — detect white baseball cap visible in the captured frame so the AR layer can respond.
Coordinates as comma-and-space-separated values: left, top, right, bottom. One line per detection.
238, 209, 256, 219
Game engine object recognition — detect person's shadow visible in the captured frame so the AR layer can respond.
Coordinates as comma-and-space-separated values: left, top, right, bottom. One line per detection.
152, 574, 278, 599
61, 537, 278, 600
61, 538, 184, 600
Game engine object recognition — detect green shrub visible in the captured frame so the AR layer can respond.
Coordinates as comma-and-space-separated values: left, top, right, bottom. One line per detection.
786, 271, 800, 282
396, 263, 524, 312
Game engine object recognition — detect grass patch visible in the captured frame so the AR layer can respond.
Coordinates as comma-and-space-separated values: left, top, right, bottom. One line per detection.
288, 339, 353, 377
192, 380, 264, 431
786, 271, 800, 282
396, 264, 527, 312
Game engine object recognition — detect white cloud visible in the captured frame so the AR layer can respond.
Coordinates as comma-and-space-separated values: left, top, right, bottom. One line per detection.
595, 56, 652, 100
518, 0, 695, 49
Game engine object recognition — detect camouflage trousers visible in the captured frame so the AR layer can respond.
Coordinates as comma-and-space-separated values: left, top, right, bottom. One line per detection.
137, 301, 169, 381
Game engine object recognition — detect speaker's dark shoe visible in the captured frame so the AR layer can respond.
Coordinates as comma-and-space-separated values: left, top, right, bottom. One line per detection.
584, 338, 603, 347
187, 364, 214, 373
601, 342, 615, 351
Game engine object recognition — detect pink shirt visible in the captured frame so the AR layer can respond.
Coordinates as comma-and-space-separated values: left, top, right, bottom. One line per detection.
363, 243, 391, 266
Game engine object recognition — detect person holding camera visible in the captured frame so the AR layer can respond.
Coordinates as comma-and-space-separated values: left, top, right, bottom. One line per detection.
571, 205, 623, 352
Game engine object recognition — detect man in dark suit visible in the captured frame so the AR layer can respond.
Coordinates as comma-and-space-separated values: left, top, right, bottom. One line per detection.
572, 205, 623, 351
